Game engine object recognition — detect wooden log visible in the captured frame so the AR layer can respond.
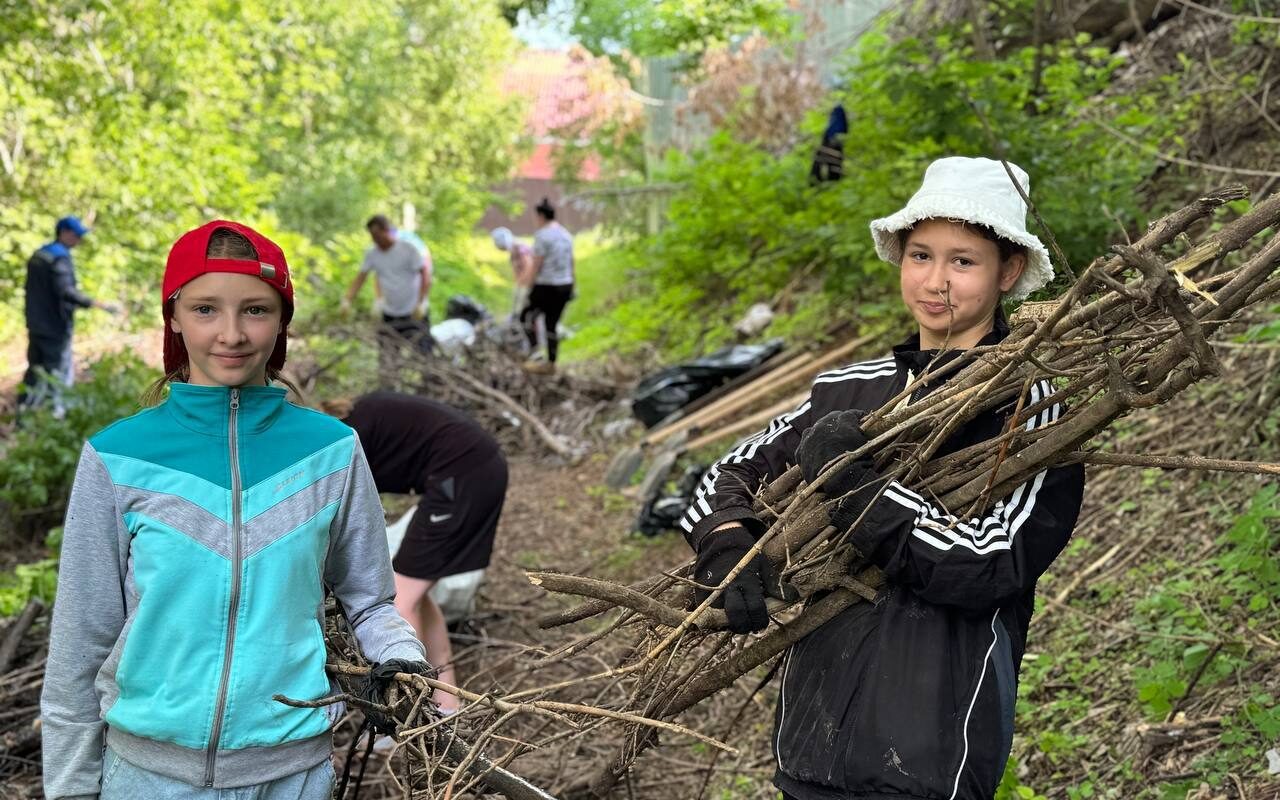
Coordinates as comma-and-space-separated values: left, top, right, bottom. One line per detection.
682, 389, 809, 453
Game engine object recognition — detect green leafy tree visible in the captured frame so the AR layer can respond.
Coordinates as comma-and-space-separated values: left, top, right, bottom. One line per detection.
567, 0, 792, 60
0, 0, 522, 336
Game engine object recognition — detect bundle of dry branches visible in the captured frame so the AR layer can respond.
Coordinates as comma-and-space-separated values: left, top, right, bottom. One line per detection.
301, 598, 752, 800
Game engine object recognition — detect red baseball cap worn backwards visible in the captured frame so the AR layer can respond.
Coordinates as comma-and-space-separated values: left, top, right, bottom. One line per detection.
162, 220, 294, 376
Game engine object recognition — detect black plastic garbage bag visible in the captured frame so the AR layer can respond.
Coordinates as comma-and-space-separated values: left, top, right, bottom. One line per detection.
445, 294, 490, 325
634, 464, 709, 537
630, 338, 784, 428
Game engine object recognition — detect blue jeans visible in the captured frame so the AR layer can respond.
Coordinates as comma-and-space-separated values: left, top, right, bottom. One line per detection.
100, 747, 335, 800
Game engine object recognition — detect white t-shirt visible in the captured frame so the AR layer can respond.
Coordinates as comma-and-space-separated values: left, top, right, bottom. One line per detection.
360, 238, 427, 316
533, 223, 575, 287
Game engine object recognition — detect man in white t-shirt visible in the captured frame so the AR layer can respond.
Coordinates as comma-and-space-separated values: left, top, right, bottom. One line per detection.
344, 215, 435, 370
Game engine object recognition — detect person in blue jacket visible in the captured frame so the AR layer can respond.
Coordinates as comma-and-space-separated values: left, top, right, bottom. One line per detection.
40, 220, 432, 800
21, 215, 118, 418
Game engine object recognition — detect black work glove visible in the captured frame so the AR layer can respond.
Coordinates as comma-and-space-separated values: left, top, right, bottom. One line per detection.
370, 658, 435, 687
693, 526, 779, 634
798, 409, 891, 537
359, 658, 436, 734
796, 409, 875, 496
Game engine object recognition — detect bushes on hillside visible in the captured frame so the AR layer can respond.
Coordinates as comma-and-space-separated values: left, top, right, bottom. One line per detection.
585, 21, 1195, 359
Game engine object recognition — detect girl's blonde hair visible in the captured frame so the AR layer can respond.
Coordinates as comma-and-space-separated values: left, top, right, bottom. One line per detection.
142, 229, 299, 406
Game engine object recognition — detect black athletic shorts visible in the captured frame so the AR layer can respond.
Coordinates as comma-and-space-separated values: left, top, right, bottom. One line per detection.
392, 452, 508, 580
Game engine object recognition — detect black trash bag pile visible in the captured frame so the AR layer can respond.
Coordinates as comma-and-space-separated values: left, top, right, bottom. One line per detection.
634, 463, 709, 537
630, 338, 784, 428
445, 294, 491, 325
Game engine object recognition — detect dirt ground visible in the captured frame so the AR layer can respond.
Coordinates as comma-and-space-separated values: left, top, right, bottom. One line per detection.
346, 453, 784, 799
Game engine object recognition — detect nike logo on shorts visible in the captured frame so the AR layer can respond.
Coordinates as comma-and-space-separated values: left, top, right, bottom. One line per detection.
429, 513, 453, 524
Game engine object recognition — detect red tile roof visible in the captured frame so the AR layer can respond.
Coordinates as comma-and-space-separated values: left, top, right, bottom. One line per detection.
502, 48, 637, 180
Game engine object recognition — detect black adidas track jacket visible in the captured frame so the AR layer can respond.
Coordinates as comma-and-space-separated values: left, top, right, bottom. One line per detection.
680, 324, 1085, 800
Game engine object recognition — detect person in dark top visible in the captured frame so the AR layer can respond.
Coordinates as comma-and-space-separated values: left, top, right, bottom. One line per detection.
323, 391, 507, 712
679, 157, 1084, 800
22, 215, 118, 417
809, 103, 847, 184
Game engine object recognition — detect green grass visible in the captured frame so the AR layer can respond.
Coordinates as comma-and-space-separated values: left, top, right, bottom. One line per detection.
558, 231, 641, 363
1004, 482, 1280, 797
429, 233, 524, 321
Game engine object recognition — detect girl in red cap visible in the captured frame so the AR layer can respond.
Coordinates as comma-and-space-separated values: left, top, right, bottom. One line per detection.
42, 221, 433, 799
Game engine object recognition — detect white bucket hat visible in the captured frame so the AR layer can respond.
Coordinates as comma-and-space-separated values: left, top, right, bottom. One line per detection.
869, 156, 1053, 302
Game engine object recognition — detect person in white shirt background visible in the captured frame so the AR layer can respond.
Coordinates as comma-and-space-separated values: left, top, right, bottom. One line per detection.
520, 198, 575, 374
343, 214, 435, 369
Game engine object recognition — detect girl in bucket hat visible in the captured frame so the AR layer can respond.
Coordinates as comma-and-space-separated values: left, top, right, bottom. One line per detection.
41, 221, 433, 799
679, 158, 1085, 800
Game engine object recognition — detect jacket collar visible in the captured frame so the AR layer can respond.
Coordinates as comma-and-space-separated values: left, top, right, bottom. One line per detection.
892, 310, 1010, 386
40, 241, 72, 260
163, 382, 286, 437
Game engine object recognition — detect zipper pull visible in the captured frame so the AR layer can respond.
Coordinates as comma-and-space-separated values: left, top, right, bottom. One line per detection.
229, 388, 240, 411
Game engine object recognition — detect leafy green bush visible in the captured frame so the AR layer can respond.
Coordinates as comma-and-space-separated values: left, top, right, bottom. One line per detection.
993, 757, 1048, 800
0, 527, 62, 618
1215, 484, 1280, 613
1127, 486, 1278, 719
0, 351, 154, 533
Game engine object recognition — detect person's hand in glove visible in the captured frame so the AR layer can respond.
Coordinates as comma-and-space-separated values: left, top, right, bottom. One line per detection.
796, 408, 876, 496
370, 658, 435, 687
360, 659, 437, 733
694, 525, 782, 634
797, 409, 891, 535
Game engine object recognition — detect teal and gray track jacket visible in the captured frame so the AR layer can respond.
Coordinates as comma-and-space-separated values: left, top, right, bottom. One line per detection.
41, 383, 426, 799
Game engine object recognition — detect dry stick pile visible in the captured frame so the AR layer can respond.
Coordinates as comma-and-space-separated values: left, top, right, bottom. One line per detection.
0, 600, 48, 798
290, 321, 622, 460
278, 600, 744, 800
303, 186, 1280, 799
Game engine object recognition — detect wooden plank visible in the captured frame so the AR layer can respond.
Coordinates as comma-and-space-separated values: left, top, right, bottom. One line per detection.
644, 347, 809, 437
644, 351, 815, 446
650, 331, 882, 447
683, 389, 810, 453
648, 346, 804, 429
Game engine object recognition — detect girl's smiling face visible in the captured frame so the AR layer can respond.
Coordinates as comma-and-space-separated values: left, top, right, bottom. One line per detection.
899, 219, 1026, 350
169, 272, 283, 388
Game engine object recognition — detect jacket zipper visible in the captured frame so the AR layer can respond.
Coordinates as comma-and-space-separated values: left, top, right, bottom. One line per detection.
205, 388, 242, 786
